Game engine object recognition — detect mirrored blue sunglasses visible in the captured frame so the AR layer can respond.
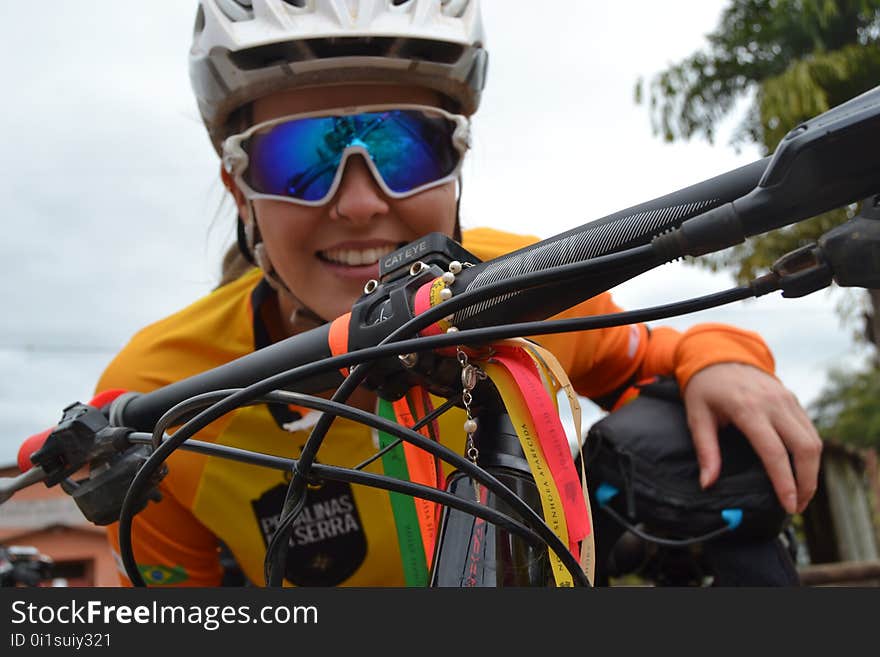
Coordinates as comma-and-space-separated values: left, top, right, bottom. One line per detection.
222, 104, 470, 206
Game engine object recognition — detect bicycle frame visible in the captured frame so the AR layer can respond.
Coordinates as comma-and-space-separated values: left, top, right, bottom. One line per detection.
430, 404, 559, 587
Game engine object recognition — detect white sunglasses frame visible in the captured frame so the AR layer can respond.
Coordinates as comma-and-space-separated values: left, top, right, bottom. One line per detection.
222, 103, 471, 207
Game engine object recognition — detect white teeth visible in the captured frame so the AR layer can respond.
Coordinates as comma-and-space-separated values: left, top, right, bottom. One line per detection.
321, 245, 397, 267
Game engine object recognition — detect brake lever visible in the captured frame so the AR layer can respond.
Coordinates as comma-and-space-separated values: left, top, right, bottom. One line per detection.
22, 400, 167, 525
818, 194, 880, 290
0, 467, 47, 505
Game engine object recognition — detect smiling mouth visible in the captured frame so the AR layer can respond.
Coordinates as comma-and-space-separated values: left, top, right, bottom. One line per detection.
317, 243, 403, 267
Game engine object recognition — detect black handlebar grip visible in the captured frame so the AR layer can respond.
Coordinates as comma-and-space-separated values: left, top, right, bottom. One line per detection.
119, 323, 341, 432
451, 157, 770, 330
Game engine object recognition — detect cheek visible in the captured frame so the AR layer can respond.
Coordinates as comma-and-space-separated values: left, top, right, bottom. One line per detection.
254, 201, 310, 240
252, 200, 317, 263
400, 182, 457, 236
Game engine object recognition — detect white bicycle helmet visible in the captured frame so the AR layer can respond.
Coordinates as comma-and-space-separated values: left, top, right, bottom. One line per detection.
190, 0, 488, 154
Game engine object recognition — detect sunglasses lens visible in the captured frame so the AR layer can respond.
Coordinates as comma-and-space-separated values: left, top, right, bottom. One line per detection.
243, 110, 461, 202
362, 111, 459, 193
245, 117, 341, 202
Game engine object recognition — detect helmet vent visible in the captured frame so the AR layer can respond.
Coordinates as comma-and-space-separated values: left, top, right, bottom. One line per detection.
214, 1, 308, 22
441, 0, 470, 18
392, 0, 470, 15
229, 36, 464, 70
194, 6, 206, 35
215, 0, 254, 22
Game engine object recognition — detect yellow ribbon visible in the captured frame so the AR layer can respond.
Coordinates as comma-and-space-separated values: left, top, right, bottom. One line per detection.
482, 360, 575, 587
483, 339, 595, 585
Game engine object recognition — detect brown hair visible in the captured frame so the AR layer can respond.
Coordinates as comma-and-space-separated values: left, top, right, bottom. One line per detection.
217, 241, 256, 288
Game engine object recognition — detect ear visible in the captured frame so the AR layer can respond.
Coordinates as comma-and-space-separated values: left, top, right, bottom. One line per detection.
220, 164, 251, 222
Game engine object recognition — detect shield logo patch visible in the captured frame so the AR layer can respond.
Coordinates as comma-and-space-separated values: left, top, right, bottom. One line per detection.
251, 478, 367, 586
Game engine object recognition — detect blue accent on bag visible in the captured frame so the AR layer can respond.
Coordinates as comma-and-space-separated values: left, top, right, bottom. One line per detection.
722, 509, 743, 529
596, 482, 620, 507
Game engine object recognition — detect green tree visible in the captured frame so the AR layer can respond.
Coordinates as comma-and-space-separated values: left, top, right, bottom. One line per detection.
811, 363, 880, 448
637, 0, 880, 444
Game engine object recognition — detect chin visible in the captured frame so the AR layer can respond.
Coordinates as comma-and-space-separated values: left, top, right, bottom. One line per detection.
319, 300, 359, 322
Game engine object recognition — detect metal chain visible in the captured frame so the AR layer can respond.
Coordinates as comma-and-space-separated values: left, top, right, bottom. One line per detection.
457, 347, 486, 502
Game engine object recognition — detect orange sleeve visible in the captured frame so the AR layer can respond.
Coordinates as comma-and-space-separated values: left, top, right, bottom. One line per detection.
461, 228, 777, 408
624, 322, 776, 389
536, 299, 776, 407
668, 322, 776, 388
535, 294, 775, 404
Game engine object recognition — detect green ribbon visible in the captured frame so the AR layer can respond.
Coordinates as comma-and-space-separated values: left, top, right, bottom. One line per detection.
376, 398, 428, 587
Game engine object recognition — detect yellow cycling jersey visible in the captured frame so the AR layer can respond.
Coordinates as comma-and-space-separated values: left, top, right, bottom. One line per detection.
97, 228, 775, 586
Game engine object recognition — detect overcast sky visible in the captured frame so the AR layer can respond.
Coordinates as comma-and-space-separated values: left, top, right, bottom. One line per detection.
0, 1, 867, 465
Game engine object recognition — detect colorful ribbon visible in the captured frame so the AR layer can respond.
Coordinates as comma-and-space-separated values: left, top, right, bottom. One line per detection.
376, 397, 429, 587
479, 340, 594, 586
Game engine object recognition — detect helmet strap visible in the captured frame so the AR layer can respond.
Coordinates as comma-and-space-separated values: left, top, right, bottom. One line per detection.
236, 214, 257, 266
453, 175, 463, 242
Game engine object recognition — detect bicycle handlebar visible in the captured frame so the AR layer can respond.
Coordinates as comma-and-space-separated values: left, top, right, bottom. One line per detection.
117, 323, 341, 433
450, 157, 770, 328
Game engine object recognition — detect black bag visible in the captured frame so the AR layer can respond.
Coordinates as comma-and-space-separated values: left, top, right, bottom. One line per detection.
584, 377, 789, 544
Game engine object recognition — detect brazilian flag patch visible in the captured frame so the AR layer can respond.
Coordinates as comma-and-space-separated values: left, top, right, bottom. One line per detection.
138, 564, 189, 585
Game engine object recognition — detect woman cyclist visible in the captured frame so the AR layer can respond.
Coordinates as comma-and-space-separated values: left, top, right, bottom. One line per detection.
97, 0, 819, 587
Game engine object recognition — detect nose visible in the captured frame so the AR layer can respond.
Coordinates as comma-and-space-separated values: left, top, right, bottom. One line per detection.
330, 154, 390, 224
